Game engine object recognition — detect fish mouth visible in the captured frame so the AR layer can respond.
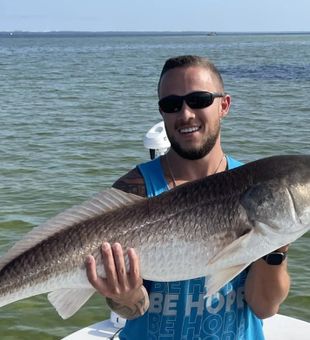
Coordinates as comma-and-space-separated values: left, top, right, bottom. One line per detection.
178, 125, 201, 134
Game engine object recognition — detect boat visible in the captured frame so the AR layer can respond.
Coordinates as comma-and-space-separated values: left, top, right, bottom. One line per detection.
63, 122, 310, 339
62, 312, 310, 340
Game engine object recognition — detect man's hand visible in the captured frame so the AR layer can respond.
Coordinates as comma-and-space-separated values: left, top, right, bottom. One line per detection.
85, 242, 149, 319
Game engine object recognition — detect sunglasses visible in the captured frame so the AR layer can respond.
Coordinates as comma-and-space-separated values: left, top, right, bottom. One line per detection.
158, 91, 224, 113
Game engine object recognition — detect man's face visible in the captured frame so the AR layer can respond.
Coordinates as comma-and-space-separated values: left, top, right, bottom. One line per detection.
158, 66, 230, 160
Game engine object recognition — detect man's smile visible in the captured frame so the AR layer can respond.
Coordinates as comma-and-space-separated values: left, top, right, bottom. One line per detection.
178, 125, 201, 134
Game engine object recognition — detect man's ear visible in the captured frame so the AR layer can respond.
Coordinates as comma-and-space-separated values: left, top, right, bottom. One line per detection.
219, 94, 231, 119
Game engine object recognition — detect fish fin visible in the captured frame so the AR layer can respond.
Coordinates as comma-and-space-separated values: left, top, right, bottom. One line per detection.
209, 230, 253, 265
0, 188, 144, 270
204, 230, 254, 296
205, 263, 248, 297
48, 288, 96, 319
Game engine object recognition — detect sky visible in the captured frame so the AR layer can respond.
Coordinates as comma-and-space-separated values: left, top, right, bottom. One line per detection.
1, 0, 310, 32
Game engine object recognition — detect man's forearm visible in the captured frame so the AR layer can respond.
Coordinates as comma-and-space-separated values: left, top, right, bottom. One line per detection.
245, 246, 290, 319
106, 286, 150, 320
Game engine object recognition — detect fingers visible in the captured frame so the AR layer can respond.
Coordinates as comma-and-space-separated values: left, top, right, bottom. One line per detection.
85, 255, 96, 283
101, 242, 119, 292
86, 242, 142, 299
111, 243, 127, 288
85, 244, 116, 295
85, 254, 107, 293
128, 247, 143, 288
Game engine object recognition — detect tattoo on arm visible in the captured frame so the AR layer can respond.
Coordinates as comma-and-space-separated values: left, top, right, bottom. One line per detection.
113, 180, 146, 197
106, 294, 148, 320
112, 167, 146, 197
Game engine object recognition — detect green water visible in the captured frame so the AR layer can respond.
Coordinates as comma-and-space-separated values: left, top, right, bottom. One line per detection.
0, 32, 309, 338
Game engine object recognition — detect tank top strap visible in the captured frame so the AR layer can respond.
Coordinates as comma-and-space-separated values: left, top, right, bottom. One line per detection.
137, 157, 169, 198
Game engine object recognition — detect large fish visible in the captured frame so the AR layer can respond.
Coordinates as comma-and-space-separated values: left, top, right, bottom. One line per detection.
0, 155, 309, 319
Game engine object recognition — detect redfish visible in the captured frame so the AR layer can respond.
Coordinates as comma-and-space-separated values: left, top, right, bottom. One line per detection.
0, 155, 309, 319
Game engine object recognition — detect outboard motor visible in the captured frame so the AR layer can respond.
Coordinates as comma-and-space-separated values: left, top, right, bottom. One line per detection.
143, 121, 170, 160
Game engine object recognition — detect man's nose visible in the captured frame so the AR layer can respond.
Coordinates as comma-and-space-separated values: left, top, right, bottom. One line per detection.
178, 101, 196, 119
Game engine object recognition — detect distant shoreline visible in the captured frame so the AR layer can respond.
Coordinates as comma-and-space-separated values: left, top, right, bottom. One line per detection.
1, 31, 310, 38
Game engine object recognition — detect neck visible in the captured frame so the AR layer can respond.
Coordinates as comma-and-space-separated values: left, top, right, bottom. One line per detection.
163, 147, 227, 187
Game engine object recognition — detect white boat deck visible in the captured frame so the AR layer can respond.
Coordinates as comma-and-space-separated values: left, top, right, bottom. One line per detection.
63, 314, 310, 340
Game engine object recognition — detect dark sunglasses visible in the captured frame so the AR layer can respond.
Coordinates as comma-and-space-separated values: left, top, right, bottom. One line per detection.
158, 91, 224, 113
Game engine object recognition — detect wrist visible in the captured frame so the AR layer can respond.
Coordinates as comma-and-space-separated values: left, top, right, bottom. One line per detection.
106, 286, 149, 320
262, 245, 289, 265
112, 285, 147, 305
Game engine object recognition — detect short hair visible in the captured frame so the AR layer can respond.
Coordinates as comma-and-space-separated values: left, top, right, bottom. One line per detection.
157, 55, 224, 94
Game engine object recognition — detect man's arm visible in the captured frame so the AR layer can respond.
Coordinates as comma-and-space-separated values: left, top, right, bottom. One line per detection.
244, 245, 290, 319
112, 167, 147, 197
85, 167, 150, 320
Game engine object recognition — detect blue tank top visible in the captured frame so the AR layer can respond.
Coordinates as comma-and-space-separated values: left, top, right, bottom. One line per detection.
119, 156, 264, 340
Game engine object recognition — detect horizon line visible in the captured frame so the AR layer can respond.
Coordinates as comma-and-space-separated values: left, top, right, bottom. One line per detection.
1, 30, 310, 34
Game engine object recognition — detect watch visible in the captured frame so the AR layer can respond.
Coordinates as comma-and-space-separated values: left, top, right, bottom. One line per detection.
262, 251, 288, 265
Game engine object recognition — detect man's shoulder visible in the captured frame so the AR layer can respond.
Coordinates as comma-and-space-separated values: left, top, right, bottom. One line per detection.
112, 166, 147, 197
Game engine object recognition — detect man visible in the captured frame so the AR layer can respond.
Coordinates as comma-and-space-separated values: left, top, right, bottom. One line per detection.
85, 55, 290, 339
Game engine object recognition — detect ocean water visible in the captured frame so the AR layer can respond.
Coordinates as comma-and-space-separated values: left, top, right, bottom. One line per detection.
0, 32, 309, 339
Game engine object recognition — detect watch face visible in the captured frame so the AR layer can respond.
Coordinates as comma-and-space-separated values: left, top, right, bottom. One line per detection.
264, 252, 286, 265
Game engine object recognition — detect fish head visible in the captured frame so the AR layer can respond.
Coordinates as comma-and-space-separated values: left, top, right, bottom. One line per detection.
241, 155, 310, 245
288, 179, 310, 227
283, 155, 310, 227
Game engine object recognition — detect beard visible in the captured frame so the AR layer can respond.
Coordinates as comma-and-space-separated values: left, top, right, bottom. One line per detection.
166, 123, 221, 160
